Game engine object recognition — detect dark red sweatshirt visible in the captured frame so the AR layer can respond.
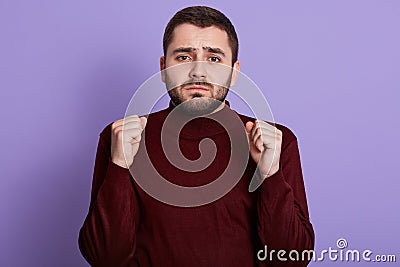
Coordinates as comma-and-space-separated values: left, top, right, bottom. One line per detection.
78, 102, 314, 267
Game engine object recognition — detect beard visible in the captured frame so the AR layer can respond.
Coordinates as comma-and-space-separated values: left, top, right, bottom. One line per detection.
166, 72, 233, 116
168, 83, 228, 116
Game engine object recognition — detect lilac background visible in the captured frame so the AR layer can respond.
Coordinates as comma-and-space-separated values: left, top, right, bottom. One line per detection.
1, 0, 399, 266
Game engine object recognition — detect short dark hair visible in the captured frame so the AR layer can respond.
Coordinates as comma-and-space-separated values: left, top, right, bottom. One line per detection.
163, 6, 239, 65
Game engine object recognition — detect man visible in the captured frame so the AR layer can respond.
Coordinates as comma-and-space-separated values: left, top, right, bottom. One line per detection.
79, 6, 314, 267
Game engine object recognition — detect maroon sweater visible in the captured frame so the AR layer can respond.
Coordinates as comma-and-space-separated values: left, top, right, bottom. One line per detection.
78, 103, 314, 267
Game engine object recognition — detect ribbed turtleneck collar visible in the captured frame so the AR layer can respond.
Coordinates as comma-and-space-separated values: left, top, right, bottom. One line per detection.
164, 100, 236, 138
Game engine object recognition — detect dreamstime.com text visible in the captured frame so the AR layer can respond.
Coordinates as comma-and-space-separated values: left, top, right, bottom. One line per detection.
257, 238, 396, 263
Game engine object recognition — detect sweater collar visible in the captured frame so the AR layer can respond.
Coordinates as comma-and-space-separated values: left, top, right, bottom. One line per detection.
165, 100, 234, 138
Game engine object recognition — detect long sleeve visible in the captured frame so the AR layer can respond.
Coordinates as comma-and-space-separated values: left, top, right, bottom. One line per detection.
78, 127, 141, 267
256, 130, 314, 266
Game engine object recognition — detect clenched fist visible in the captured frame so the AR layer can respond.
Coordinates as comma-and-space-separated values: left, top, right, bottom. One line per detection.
111, 115, 147, 169
245, 120, 282, 179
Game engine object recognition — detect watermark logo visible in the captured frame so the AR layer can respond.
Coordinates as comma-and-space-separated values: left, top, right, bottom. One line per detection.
336, 238, 348, 249
257, 238, 397, 263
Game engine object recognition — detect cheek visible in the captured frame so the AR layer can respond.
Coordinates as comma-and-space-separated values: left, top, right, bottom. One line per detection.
207, 65, 233, 87
165, 65, 192, 88
210, 85, 228, 100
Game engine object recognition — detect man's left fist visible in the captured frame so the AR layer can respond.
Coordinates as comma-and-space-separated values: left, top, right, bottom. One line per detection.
245, 120, 282, 178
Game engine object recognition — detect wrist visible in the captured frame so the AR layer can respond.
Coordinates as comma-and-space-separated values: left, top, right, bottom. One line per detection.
111, 158, 129, 169
260, 164, 280, 179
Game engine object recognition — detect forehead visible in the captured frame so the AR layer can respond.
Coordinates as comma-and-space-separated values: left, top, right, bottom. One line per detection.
168, 24, 231, 54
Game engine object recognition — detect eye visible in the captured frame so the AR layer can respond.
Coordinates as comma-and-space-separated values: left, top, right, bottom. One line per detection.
209, 56, 221, 63
176, 55, 191, 61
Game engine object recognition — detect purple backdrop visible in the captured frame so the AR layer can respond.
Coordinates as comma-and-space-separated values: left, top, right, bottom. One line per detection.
1, 1, 399, 266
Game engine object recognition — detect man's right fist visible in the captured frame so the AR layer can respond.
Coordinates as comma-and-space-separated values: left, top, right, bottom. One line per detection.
111, 115, 147, 169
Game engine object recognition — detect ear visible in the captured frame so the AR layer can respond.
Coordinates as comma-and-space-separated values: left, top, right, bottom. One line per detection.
229, 61, 240, 87
160, 56, 166, 83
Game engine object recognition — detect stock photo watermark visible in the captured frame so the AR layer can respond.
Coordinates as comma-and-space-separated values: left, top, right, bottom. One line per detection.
257, 238, 396, 263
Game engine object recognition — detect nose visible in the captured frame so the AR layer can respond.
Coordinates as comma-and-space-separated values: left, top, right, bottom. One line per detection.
189, 61, 207, 79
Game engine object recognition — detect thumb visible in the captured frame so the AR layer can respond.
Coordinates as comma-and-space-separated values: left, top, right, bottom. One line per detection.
245, 121, 254, 134
140, 116, 147, 129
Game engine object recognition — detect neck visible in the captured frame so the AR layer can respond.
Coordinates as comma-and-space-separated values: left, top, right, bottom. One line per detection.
210, 101, 226, 114
169, 99, 227, 115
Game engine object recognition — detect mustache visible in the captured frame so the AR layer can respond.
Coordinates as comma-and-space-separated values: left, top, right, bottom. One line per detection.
181, 81, 214, 89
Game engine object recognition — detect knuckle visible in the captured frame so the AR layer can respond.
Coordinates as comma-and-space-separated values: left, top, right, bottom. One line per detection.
112, 127, 119, 135
129, 115, 139, 119
116, 130, 123, 138
111, 121, 118, 129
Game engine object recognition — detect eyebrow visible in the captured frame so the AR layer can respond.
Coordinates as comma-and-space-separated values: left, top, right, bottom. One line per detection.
172, 46, 226, 57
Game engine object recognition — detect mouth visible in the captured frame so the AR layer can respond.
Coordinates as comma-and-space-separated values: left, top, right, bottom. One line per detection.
185, 86, 209, 92
183, 83, 211, 93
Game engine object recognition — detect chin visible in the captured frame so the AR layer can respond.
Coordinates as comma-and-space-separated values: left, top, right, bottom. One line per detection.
179, 97, 222, 116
